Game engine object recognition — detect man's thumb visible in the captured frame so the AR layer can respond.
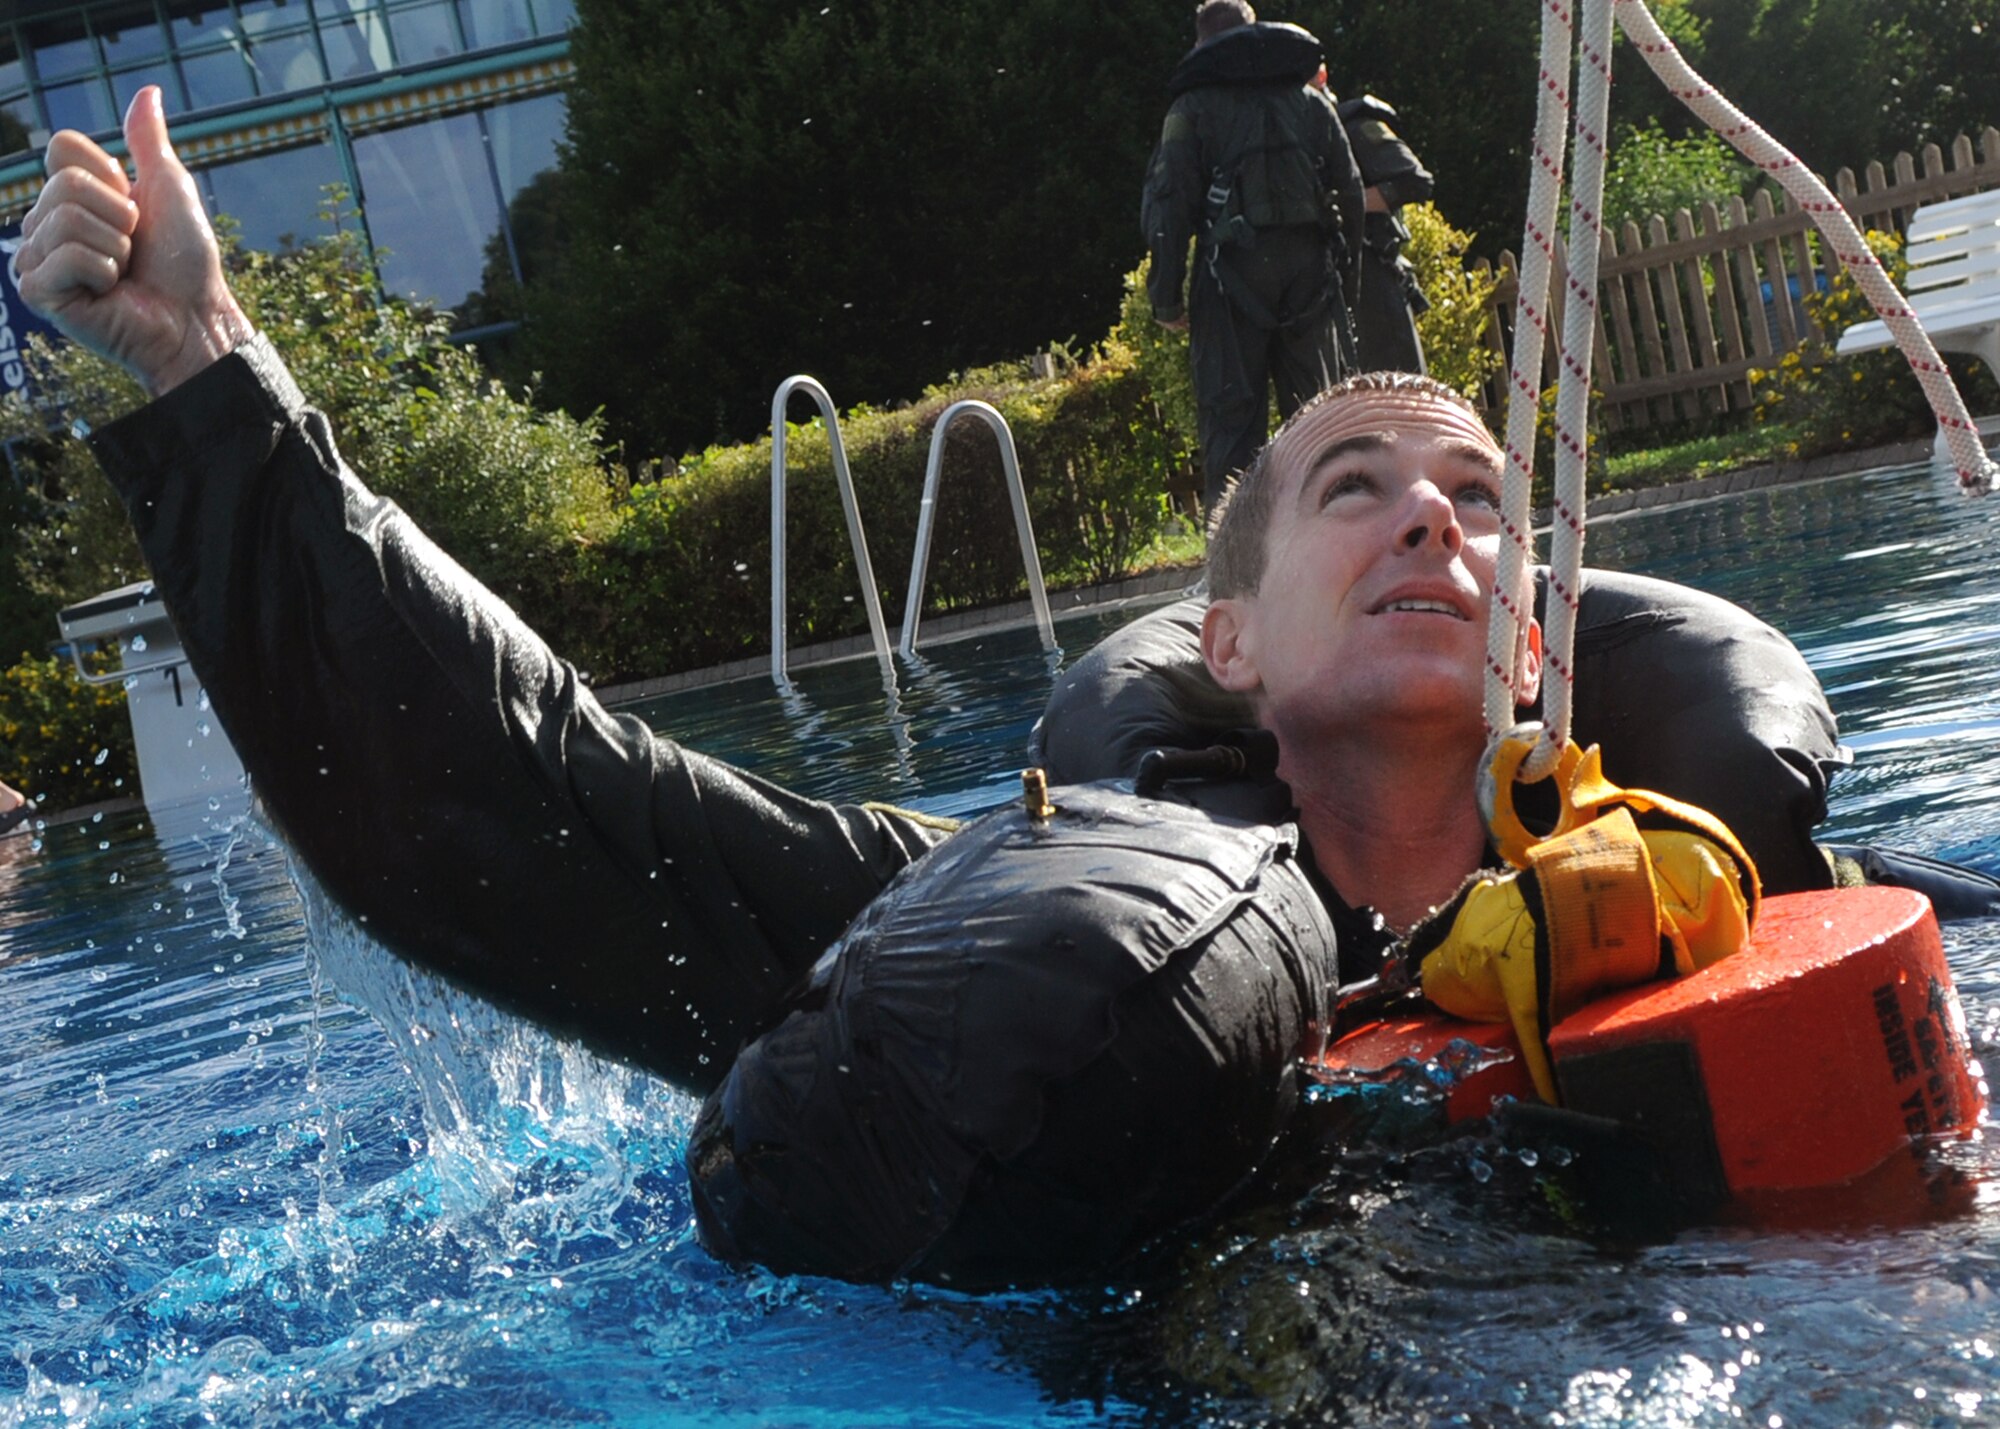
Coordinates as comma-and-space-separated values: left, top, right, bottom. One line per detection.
122, 85, 183, 185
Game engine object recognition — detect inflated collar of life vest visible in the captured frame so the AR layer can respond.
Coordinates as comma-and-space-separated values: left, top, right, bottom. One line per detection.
1167, 22, 1323, 98
1029, 570, 1987, 1219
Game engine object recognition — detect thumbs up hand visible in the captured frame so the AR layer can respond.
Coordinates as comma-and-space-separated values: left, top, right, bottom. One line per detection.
15, 85, 253, 397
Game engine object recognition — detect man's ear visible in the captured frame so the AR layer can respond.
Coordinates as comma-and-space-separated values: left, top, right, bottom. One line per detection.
1202, 598, 1263, 694
1515, 617, 1544, 707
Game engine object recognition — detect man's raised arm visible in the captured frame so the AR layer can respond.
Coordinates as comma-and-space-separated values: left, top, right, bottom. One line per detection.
14, 90, 950, 1095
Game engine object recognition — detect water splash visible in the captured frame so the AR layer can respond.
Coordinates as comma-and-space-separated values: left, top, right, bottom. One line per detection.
293, 868, 696, 1258
1306, 1037, 1519, 1147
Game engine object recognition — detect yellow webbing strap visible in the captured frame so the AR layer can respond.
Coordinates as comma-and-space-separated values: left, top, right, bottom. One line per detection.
1527, 805, 1666, 1023
1419, 733, 1762, 1103
1485, 734, 1762, 915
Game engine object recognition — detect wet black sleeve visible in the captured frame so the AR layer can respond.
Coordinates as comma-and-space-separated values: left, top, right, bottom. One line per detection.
1141, 95, 1205, 322
89, 336, 949, 1095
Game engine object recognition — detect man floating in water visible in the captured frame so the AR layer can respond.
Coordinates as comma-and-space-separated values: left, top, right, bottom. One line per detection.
18, 91, 1993, 1287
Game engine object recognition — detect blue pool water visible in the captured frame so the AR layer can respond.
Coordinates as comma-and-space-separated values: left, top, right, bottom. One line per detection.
4, 458, 2000, 1426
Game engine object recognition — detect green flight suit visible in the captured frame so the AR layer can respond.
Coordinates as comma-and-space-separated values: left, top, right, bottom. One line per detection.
1141, 22, 1366, 509
1340, 94, 1435, 374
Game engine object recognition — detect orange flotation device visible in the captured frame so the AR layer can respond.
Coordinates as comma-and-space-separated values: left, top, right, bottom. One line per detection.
1321, 884, 1986, 1211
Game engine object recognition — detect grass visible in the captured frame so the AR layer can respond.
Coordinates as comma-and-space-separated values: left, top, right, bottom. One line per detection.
1600, 420, 1811, 493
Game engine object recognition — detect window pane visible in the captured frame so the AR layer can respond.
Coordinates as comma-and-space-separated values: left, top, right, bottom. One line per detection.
247, 28, 323, 92
1, 95, 37, 163
457, 0, 529, 50
320, 14, 391, 78
43, 77, 118, 134
485, 92, 564, 298
237, 0, 307, 37
354, 112, 500, 320
95, 3, 170, 65
531, 0, 574, 37
0, 38, 30, 155
179, 44, 254, 108
486, 90, 562, 202
203, 139, 343, 251
168, 1, 239, 48
387, 0, 458, 64
111, 61, 185, 113
26, 21, 99, 81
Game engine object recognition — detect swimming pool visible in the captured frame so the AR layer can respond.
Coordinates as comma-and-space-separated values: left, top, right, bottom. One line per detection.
2, 457, 1997, 1426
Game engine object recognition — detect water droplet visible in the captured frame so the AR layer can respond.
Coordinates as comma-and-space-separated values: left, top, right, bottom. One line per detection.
93, 748, 110, 766
129, 634, 148, 653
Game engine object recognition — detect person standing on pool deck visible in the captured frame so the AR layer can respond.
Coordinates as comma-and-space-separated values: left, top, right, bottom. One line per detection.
1141, 0, 1366, 512
14, 90, 1730, 1287
1337, 93, 1433, 375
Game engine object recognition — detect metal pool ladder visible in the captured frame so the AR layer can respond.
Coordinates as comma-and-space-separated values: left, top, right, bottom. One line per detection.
770, 375, 893, 684
769, 380, 1055, 683
901, 399, 1054, 658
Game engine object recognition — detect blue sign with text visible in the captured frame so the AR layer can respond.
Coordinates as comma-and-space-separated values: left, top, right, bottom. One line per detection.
0, 221, 64, 401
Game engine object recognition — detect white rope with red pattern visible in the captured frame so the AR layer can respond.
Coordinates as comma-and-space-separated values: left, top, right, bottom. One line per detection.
1531, 0, 1615, 780
1483, 0, 1574, 746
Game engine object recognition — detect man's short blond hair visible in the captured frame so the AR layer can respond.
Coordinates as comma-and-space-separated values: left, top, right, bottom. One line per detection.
1206, 371, 1487, 599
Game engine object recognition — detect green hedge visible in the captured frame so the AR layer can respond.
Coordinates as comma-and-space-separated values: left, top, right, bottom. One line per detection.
566, 344, 1189, 679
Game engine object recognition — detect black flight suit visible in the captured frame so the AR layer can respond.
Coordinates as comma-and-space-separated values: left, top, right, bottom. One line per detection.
1141, 22, 1366, 510
1339, 94, 1435, 374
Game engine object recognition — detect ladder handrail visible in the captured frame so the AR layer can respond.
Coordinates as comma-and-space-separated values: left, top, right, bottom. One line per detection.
770, 375, 893, 685
899, 399, 1055, 658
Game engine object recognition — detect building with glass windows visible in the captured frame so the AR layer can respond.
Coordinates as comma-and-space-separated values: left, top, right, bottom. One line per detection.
1, 0, 573, 340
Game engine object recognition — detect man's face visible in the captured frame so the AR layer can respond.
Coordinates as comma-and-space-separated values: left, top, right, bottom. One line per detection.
1203, 389, 1540, 750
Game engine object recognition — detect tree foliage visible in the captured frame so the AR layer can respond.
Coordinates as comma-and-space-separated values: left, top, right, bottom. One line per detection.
1601, 119, 1756, 233
514, 0, 1737, 460
515, 0, 2000, 463
1690, 0, 2000, 182
522, 0, 1192, 461
0, 199, 620, 670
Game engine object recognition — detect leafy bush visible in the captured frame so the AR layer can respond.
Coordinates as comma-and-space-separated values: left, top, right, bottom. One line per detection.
1600, 119, 1756, 234
1106, 255, 1201, 508
1748, 231, 2000, 457
1405, 201, 1504, 399
1, 196, 621, 671
0, 652, 136, 810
